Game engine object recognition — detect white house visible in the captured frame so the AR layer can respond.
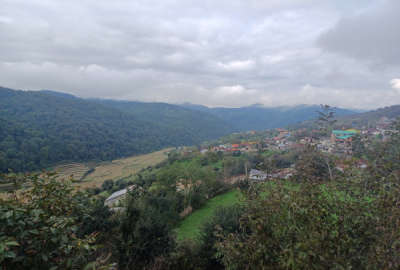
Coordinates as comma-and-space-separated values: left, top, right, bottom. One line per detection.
249, 169, 268, 182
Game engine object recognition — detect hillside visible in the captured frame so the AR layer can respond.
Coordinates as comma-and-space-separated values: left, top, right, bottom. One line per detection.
0, 87, 233, 172
338, 105, 400, 126
181, 103, 356, 131
91, 99, 235, 141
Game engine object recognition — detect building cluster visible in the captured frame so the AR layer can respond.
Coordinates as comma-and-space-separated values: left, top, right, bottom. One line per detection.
249, 167, 296, 182
320, 117, 396, 155
205, 141, 260, 154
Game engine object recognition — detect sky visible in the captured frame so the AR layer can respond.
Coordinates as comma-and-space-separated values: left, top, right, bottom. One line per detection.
0, 0, 399, 109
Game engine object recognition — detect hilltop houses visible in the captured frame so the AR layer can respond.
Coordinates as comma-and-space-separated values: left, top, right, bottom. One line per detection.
330, 129, 359, 154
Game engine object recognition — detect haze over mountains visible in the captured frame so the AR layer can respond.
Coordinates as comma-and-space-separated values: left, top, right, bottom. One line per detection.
181, 103, 356, 131
0, 86, 396, 173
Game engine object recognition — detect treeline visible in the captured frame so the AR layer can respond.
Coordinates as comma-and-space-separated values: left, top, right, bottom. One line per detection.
0, 87, 233, 173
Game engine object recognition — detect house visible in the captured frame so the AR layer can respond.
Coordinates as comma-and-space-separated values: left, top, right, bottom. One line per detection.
200, 149, 209, 154
231, 144, 240, 149
104, 185, 135, 207
249, 169, 268, 182
269, 168, 296, 179
331, 130, 359, 143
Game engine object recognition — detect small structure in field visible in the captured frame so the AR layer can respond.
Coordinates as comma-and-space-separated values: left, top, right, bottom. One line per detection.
249, 169, 268, 182
104, 185, 135, 207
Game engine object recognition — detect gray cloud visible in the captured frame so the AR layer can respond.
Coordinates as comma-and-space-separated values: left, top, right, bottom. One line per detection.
318, 0, 400, 66
1, 0, 399, 109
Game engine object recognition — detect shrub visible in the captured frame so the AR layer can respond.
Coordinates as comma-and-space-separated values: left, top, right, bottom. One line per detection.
217, 179, 400, 269
0, 173, 98, 269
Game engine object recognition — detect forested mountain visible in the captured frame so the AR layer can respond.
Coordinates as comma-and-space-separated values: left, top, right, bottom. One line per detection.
338, 105, 400, 126
90, 99, 233, 138
181, 103, 356, 131
0, 87, 233, 172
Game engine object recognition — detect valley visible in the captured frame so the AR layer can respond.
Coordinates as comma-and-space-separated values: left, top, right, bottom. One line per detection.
1, 89, 400, 269
2, 1, 399, 268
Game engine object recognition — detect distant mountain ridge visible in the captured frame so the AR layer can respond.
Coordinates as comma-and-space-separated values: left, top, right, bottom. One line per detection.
180, 103, 357, 131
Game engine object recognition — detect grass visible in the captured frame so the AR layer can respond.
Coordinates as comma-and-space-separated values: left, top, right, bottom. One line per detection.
176, 189, 242, 241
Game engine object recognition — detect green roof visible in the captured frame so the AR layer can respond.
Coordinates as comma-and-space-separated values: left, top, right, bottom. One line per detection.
336, 135, 353, 140
332, 130, 358, 135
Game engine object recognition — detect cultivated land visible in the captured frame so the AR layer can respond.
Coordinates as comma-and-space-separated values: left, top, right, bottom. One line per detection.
176, 189, 242, 241
72, 148, 172, 189
1, 148, 172, 196
53, 163, 91, 181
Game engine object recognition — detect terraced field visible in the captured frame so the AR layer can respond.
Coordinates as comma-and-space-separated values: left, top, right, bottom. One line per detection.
1, 148, 172, 195
75, 148, 172, 189
52, 163, 91, 181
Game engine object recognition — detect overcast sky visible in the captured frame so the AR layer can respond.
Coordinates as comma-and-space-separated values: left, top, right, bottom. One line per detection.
1, 0, 399, 109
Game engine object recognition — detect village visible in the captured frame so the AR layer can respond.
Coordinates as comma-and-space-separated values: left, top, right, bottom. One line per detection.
104, 116, 397, 208
195, 116, 397, 182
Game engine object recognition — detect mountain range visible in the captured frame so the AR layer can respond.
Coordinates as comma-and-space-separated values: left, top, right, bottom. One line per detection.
180, 103, 356, 131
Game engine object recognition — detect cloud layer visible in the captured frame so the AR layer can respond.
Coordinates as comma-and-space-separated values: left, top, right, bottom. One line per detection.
1, 0, 400, 109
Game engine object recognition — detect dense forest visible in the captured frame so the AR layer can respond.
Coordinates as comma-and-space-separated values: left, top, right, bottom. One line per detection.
338, 104, 400, 126
0, 87, 234, 172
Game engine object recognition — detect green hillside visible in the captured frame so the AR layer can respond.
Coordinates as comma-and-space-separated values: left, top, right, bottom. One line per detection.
176, 189, 241, 241
0, 87, 233, 172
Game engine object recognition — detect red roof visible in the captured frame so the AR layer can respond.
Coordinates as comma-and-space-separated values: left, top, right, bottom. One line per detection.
232, 144, 240, 148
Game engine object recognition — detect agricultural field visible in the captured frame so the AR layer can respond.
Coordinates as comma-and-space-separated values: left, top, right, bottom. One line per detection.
1, 148, 172, 196
52, 163, 91, 181
176, 189, 242, 241
75, 148, 172, 189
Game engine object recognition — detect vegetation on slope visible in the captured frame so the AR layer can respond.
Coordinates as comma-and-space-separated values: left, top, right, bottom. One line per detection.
0, 87, 233, 173
2, 120, 400, 269
176, 189, 241, 241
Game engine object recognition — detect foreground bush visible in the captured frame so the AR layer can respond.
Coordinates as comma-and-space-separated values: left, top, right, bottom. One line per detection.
0, 173, 98, 269
217, 179, 400, 269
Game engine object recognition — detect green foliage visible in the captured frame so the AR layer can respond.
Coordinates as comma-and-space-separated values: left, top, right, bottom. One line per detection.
198, 206, 243, 269
351, 134, 366, 158
294, 145, 335, 182
116, 189, 176, 269
176, 190, 241, 241
0, 173, 98, 269
217, 175, 400, 270
317, 104, 337, 136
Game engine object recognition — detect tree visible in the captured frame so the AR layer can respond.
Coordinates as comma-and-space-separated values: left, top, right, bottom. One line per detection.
317, 104, 337, 136
295, 145, 333, 182
316, 104, 337, 181
117, 189, 176, 269
199, 206, 243, 269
